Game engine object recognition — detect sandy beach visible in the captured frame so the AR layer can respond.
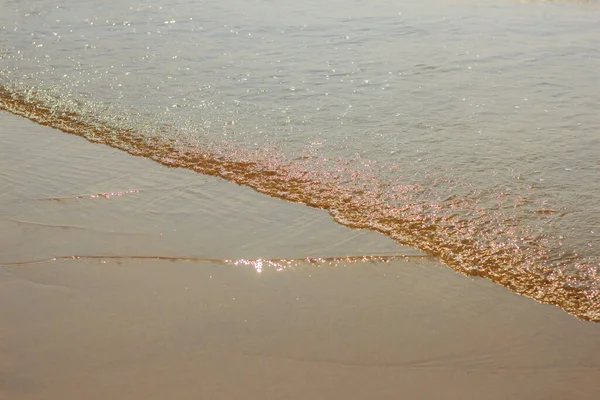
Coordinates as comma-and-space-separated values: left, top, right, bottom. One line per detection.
1, 111, 600, 399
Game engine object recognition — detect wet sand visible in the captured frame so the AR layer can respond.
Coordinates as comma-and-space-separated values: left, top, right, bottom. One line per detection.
1, 111, 600, 399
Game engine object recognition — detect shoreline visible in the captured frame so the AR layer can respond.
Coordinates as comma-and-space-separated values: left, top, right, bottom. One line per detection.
2, 111, 600, 399
4, 87, 597, 322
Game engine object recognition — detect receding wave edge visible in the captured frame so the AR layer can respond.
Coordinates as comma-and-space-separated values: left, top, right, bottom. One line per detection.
2, 85, 599, 321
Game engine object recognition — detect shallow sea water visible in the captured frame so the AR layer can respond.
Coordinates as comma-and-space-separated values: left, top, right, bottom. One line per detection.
1, 0, 599, 319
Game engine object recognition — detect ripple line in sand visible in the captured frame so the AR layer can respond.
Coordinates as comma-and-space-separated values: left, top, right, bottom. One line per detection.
7, 218, 152, 236
27, 189, 140, 202
8, 218, 87, 230
0, 253, 432, 270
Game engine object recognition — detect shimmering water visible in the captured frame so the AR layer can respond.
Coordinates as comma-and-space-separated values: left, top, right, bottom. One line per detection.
1, 0, 599, 320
